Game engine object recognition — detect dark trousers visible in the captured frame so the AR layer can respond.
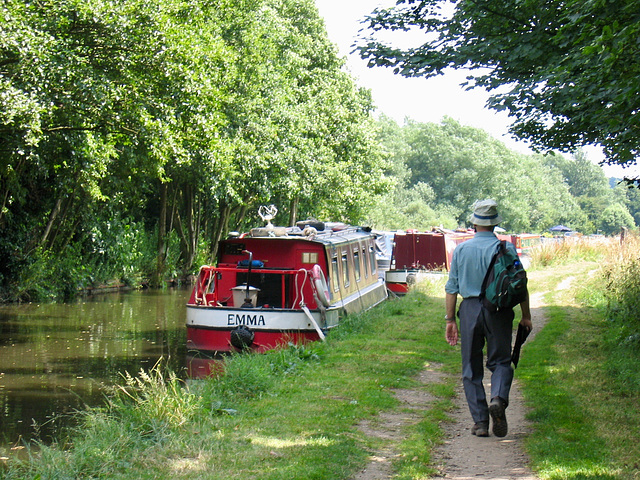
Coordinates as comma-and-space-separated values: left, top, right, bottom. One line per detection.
458, 297, 514, 423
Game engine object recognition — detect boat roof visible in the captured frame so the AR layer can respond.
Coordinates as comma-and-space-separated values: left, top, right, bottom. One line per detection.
226, 223, 376, 247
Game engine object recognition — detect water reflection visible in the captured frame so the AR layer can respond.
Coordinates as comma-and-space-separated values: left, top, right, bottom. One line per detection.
0, 287, 190, 452
185, 351, 226, 379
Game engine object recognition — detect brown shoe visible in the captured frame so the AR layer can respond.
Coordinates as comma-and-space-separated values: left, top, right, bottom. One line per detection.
471, 421, 489, 437
489, 397, 508, 437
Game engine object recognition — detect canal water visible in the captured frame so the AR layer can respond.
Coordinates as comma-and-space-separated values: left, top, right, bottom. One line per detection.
0, 287, 196, 453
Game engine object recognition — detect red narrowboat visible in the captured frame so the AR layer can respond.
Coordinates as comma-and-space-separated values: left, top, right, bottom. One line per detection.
385, 229, 474, 295
186, 209, 388, 353
496, 233, 541, 256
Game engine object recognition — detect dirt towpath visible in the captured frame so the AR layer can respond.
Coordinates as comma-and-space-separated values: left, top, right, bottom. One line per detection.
353, 287, 551, 480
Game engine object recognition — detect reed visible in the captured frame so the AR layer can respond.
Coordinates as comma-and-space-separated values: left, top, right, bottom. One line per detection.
596, 232, 640, 399
529, 236, 611, 268
601, 233, 640, 330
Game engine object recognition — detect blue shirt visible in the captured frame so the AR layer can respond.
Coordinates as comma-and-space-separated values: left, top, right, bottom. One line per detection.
445, 231, 516, 299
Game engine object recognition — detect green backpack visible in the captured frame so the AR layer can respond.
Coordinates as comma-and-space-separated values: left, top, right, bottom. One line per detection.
480, 240, 528, 312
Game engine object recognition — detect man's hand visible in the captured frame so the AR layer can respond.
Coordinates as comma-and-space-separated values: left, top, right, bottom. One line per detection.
445, 321, 459, 346
519, 294, 532, 332
519, 314, 532, 332
445, 292, 459, 346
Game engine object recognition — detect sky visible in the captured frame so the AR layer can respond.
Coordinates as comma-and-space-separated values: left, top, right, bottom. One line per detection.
314, 0, 638, 179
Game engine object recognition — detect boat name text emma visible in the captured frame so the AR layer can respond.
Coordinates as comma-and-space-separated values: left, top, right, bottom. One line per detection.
227, 314, 266, 326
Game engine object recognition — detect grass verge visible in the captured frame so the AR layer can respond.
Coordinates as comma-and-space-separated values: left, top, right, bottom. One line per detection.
520, 250, 640, 479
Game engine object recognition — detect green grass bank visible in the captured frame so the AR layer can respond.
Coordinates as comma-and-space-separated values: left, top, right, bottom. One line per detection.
521, 238, 640, 480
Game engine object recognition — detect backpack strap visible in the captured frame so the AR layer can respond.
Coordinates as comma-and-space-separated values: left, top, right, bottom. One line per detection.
479, 240, 506, 300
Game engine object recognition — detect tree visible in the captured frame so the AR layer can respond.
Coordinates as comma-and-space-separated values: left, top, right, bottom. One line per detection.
1, 0, 234, 283
543, 149, 634, 232
1, 0, 390, 298
366, 116, 596, 233
544, 149, 611, 199
600, 203, 635, 235
356, 0, 640, 172
620, 184, 640, 227
191, 0, 389, 259
400, 117, 586, 232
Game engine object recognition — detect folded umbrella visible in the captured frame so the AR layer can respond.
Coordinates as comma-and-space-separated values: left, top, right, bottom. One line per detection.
511, 323, 532, 368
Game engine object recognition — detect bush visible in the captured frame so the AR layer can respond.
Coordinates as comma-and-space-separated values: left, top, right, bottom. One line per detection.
530, 237, 607, 268
602, 234, 640, 333
87, 216, 154, 286
14, 245, 88, 302
3, 215, 167, 302
599, 234, 640, 394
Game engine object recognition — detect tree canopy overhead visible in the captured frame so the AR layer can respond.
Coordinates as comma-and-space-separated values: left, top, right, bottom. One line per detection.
356, 0, 640, 171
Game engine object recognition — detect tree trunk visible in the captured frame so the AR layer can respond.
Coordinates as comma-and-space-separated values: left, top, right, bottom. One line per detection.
0, 156, 25, 227
236, 203, 248, 229
48, 193, 77, 251
209, 204, 231, 262
40, 196, 64, 248
56, 195, 79, 250
152, 181, 168, 287
0, 185, 10, 227
176, 184, 199, 274
288, 197, 298, 226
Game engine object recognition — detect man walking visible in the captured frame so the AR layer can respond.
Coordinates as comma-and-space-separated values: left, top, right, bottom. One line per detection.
444, 199, 532, 437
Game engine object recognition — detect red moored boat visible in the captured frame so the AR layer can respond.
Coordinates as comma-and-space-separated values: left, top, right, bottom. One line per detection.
496, 233, 541, 256
385, 229, 474, 295
186, 207, 388, 353
385, 230, 539, 295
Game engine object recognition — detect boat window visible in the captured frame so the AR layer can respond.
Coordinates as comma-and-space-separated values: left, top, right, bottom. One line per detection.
354, 249, 361, 282
302, 252, 319, 264
331, 256, 339, 292
342, 250, 350, 287
369, 244, 377, 275
362, 245, 369, 279
224, 243, 245, 255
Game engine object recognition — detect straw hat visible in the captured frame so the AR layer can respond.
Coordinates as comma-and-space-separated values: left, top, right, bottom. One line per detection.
469, 199, 503, 226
